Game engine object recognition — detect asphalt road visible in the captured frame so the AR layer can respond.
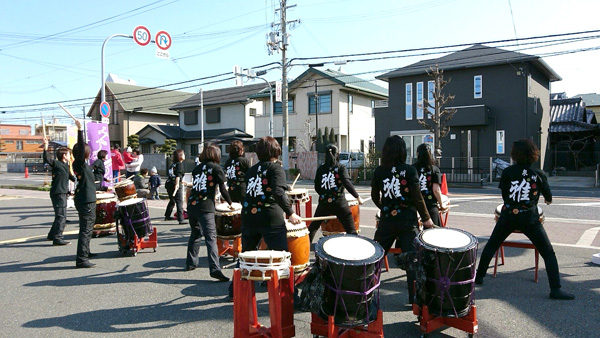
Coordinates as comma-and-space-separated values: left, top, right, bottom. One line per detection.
0, 176, 599, 337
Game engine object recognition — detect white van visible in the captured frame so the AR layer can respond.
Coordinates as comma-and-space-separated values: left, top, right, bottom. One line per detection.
339, 152, 365, 168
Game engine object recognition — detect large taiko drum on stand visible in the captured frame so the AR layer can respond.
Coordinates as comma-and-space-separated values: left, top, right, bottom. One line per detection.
321, 194, 360, 236
116, 198, 152, 241
93, 192, 118, 236
315, 234, 384, 326
238, 250, 292, 281
416, 228, 478, 317
286, 188, 310, 204
114, 179, 137, 201
215, 202, 242, 239
494, 204, 544, 224
285, 221, 310, 273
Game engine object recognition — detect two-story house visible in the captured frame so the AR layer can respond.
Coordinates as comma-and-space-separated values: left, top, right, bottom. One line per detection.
376, 44, 560, 171
251, 68, 388, 154
0, 124, 43, 156
88, 80, 194, 149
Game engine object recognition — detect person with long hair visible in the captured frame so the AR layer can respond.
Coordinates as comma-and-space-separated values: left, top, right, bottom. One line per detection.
229, 136, 302, 300
413, 143, 446, 226
165, 149, 186, 224
186, 143, 233, 281
43, 138, 75, 246
475, 139, 574, 300
224, 140, 250, 203
72, 119, 97, 268
307, 143, 365, 242
371, 135, 433, 304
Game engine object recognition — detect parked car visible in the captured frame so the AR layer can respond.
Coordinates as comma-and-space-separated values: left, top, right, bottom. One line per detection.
339, 152, 365, 168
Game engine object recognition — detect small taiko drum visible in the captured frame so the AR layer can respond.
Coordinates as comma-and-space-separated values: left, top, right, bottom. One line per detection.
322, 194, 360, 236
114, 179, 137, 201
494, 204, 544, 224
215, 202, 242, 239
116, 197, 152, 240
94, 192, 118, 230
238, 250, 292, 281
286, 188, 310, 204
285, 221, 310, 273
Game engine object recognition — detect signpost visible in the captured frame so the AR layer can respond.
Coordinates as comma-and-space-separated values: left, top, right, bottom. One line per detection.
133, 26, 151, 46
155, 30, 171, 59
100, 101, 110, 124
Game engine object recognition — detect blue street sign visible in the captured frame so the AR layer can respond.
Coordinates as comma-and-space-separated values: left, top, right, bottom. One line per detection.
100, 101, 111, 118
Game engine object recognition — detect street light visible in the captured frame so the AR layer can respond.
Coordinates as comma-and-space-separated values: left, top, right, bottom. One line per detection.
308, 64, 323, 150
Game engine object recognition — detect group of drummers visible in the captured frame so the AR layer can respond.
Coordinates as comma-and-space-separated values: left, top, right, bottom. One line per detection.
44, 119, 575, 308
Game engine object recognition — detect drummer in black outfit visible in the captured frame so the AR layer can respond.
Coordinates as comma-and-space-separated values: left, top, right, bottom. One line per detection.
308, 143, 365, 243
43, 137, 75, 246
228, 136, 302, 300
92, 150, 109, 192
475, 139, 574, 300
371, 135, 433, 304
224, 140, 250, 203
413, 143, 447, 227
72, 119, 97, 268
164, 149, 186, 224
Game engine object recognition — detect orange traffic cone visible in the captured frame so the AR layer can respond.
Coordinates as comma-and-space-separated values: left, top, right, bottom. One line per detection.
441, 173, 448, 195
24, 167, 29, 178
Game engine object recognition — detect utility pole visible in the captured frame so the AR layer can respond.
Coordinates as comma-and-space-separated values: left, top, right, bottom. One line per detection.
314, 79, 319, 148
280, 0, 289, 169
200, 88, 204, 154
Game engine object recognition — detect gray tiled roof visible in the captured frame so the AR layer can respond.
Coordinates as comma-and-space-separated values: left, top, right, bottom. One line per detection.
170, 83, 268, 110
378, 44, 561, 82
138, 124, 252, 140
573, 93, 600, 107
106, 82, 194, 115
288, 68, 387, 98
550, 98, 595, 133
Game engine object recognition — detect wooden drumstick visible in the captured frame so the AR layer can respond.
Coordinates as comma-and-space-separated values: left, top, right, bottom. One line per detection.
41, 118, 47, 140
58, 103, 79, 122
290, 173, 300, 190
300, 215, 337, 222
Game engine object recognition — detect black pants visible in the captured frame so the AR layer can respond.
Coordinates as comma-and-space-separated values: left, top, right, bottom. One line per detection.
242, 223, 288, 252
374, 218, 419, 299
428, 205, 440, 227
75, 202, 95, 265
165, 184, 184, 222
476, 212, 561, 289
187, 211, 221, 274
48, 193, 67, 241
308, 201, 357, 242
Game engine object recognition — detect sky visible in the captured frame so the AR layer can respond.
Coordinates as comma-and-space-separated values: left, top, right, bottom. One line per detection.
1, 0, 600, 128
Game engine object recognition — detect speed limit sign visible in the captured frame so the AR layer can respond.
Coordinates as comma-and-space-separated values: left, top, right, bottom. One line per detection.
133, 26, 151, 46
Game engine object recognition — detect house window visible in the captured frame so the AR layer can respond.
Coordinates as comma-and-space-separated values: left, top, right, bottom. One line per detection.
348, 94, 353, 114
5, 140, 14, 144
190, 144, 200, 157
274, 99, 294, 115
427, 80, 435, 119
26, 140, 42, 144
405, 83, 413, 120
308, 92, 332, 114
206, 108, 221, 123
0, 129, 9, 135
249, 108, 257, 116
16, 141, 23, 150
474, 75, 482, 99
20, 129, 29, 135
496, 130, 505, 154
392, 132, 434, 164
416, 82, 424, 119
183, 110, 198, 125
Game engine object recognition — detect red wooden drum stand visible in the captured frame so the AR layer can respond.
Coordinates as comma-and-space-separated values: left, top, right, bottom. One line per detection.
309, 310, 383, 338
413, 303, 478, 337
117, 226, 157, 256
218, 237, 242, 259
291, 195, 313, 225
233, 267, 295, 338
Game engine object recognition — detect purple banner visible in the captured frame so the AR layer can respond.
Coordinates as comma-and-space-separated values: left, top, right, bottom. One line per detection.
86, 121, 113, 187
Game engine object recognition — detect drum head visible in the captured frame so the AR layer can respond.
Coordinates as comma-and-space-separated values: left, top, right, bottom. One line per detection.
316, 234, 384, 264
96, 192, 115, 200
118, 197, 144, 207
239, 250, 290, 261
114, 180, 132, 188
419, 228, 477, 250
215, 202, 242, 212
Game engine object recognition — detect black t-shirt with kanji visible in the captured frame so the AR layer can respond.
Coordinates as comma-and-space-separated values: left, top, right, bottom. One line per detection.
242, 161, 294, 227
313, 163, 358, 205
166, 161, 184, 188
188, 161, 230, 213
224, 156, 250, 202
371, 163, 430, 223
498, 164, 551, 218
413, 164, 442, 207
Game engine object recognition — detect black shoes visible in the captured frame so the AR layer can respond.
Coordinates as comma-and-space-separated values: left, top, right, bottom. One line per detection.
88, 252, 98, 258
549, 288, 575, 300
52, 239, 71, 246
210, 270, 230, 282
164, 216, 170, 221
185, 265, 196, 271
179, 220, 188, 225
76, 261, 96, 269
47, 235, 53, 241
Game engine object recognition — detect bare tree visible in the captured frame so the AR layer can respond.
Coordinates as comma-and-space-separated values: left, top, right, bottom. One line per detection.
556, 134, 594, 170
418, 65, 457, 159
297, 117, 315, 152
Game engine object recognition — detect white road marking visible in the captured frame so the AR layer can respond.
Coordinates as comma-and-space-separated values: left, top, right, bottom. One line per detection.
576, 227, 600, 247
554, 202, 600, 207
